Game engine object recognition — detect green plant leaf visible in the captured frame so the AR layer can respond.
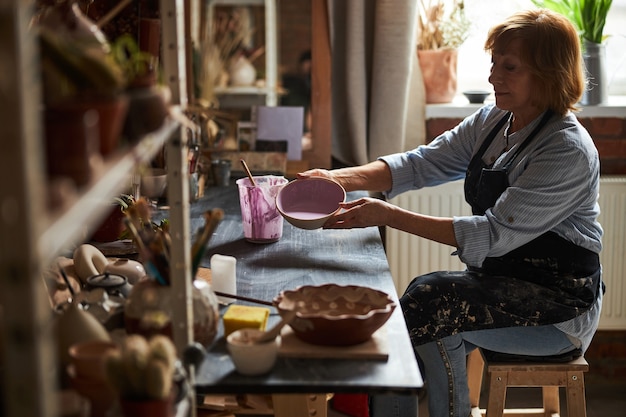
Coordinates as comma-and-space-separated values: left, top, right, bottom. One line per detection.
531, 0, 612, 44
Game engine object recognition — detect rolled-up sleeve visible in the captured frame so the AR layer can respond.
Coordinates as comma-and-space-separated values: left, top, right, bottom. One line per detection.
452, 215, 492, 266
380, 108, 602, 269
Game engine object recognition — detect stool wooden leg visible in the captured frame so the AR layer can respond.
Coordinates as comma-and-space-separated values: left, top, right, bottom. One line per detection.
565, 371, 587, 417
468, 349, 485, 409
485, 370, 507, 417
542, 386, 560, 415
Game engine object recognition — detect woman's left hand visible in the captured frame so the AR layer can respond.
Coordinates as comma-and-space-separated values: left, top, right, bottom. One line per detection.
323, 197, 392, 229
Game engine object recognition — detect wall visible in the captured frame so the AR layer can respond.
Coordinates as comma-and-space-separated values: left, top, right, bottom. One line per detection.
278, 0, 312, 77
427, 116, 626, 175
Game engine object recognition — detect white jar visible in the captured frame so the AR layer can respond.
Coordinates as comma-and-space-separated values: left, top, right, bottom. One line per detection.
104, 258, 146, 285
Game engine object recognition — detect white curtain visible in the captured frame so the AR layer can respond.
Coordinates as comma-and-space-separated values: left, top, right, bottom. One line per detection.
328, 0, 425, 166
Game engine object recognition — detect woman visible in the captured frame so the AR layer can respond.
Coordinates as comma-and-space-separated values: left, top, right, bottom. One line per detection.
300, 9, 603, 417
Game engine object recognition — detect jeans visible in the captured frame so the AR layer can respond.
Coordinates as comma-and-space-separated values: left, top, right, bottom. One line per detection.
415, 325, 577, 417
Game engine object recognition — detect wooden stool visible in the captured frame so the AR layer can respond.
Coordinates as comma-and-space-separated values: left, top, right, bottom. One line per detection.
467, 348, 589, 417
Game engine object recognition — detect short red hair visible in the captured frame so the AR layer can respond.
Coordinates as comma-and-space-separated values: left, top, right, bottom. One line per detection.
484, 9, 584, 115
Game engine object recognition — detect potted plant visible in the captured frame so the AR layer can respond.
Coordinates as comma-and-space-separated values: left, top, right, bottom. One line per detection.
36, 1, 132, 159
531, 0, 613, 105
104, 334, 180, 417
89, 194, 136, 242
417, 0, 471, 103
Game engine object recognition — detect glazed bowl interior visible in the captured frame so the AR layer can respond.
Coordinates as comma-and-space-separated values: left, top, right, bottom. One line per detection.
273, 283, 396, 346
276, 177, 346, 230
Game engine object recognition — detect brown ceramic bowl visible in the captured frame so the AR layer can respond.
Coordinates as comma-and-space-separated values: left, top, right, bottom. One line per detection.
273, 284, 396, 346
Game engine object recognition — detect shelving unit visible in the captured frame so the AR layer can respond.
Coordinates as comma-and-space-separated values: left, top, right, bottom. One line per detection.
0, 0, 194, 416
206, 0, 278, 108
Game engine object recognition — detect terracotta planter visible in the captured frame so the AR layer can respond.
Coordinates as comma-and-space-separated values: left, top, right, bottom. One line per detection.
139, 17, 161, 58
44, 104, 101, 187
418, 48, 458, 104
123, 86, 169, 142
90, 204, 126, 242
90, 95, 130, 156
45, 95, 129, 188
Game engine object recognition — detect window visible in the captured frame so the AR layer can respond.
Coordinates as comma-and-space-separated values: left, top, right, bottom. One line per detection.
456, 0, 626, 97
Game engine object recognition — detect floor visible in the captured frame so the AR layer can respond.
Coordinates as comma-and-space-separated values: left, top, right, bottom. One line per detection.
327, 373, 626, 417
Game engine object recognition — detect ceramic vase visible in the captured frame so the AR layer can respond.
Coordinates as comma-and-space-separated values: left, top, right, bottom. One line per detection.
229, 55, 257, 86
417, 48, 458, 104
580, 41, 608, 106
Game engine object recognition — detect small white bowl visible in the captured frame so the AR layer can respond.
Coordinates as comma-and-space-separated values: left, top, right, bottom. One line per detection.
226, 328, 280, 376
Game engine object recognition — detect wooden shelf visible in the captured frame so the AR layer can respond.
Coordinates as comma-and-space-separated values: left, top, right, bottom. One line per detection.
207, 0, 278, 108
39, 116, 180, 264
0, 0, 191, 414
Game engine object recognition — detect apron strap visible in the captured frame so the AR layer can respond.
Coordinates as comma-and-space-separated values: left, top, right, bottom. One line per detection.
501, 109, 554, 170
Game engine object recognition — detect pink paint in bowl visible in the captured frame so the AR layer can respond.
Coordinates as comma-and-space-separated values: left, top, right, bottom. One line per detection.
276, 177, 346, 230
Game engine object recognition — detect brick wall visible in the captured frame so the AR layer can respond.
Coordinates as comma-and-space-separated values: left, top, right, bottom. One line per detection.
579, 118, 626, 174
278, 0, 311, 76
427, 117, 626, 175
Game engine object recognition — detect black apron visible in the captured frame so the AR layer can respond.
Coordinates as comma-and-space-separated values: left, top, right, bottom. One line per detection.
401, 110, 601, 346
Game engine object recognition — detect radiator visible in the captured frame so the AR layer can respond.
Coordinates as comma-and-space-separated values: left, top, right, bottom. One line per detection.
386, 176, 626, 330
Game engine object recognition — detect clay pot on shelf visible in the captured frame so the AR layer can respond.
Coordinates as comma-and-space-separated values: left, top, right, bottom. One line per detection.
90, 94, 130, 156
44, 93, 129, 189
90, 204, 127, 242
44, 104, 101, 187
138, 17, 161, 62
122, 86, 169, 143
228, 55, 256, 86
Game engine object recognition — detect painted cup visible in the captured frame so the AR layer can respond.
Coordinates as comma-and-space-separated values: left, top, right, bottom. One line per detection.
236, 176, 288, 243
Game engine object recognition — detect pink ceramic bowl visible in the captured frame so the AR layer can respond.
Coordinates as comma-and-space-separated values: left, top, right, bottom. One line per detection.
273, 284, 396, 346
276, 177, 346, 230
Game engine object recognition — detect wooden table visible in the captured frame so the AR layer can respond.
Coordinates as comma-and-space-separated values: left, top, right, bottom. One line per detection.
186, 182, 423, 416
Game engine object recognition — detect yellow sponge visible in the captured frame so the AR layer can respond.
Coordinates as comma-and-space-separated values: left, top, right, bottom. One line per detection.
223, 305, 270, 336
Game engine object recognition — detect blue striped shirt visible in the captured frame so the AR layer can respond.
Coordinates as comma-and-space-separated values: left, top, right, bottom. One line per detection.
381, 104, 603, 351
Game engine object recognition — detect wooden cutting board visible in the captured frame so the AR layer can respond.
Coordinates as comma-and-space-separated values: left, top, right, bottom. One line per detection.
278, 325, 389, 361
